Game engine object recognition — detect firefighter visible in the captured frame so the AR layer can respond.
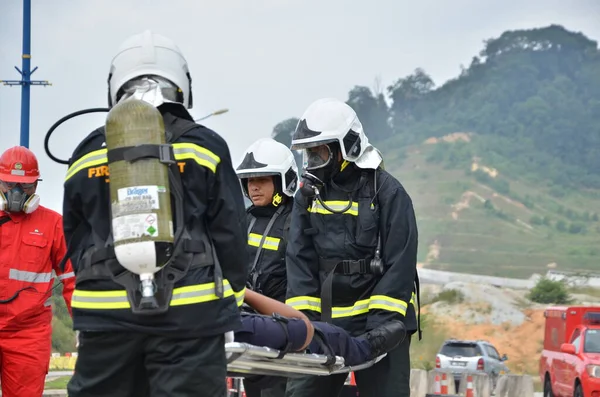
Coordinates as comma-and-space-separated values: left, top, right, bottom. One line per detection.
62, 30, 248, 397
284, 98, 421, 397
0, 146, 75, 397
235, 137, 299, 397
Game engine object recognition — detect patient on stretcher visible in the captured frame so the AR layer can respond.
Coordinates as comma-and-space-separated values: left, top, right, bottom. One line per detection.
235, 289, 406, 367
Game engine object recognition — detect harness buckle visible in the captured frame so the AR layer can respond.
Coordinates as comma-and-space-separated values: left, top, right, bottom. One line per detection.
158, 144, 176, 165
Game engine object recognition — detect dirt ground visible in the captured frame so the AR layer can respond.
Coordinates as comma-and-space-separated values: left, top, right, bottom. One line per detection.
428, 308, 546, 374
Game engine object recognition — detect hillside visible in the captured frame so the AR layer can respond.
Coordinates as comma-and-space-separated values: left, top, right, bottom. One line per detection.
272, 24, 600, 278
384, 137, 600, 278
413, 282, 600, 380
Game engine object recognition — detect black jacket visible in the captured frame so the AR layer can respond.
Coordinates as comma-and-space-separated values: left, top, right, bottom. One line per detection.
62, 104, 248, 336
285, 163, 419, 337
245, 200, 292, 302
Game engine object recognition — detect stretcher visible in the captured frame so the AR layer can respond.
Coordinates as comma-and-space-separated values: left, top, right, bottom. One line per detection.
225, 342, 386, 379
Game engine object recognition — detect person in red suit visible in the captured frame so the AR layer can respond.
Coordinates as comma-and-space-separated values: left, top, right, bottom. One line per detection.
0, 146, 75, 397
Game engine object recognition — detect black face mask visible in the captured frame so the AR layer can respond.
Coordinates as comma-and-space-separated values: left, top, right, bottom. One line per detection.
299, 144, 340, 198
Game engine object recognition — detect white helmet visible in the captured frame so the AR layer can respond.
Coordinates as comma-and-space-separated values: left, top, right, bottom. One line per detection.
107, 30, 193, 109
291, 98, 370, 160
236, 138, 299, 197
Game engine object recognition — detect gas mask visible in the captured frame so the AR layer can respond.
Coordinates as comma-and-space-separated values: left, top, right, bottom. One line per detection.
299, 144, 337, 198
0, 184, 40, 214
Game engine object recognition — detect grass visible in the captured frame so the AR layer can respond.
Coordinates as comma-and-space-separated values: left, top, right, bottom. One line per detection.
429, 289, 465, 305
409, 313, 451, 370
571, 286, 600, 298
383, 140, 600, 279
45, 376, 71, 390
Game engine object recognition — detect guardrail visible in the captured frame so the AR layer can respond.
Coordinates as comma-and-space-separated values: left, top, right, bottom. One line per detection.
411, 369, 535, 397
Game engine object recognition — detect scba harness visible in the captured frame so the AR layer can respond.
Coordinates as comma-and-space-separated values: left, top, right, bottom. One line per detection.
312, 170, 422, 338
60, 113, 224, 315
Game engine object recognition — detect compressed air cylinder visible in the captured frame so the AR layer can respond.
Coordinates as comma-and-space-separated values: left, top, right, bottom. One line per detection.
105, 98, 174, 276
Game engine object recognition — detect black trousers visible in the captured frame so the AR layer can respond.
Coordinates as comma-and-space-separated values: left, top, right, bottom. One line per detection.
67, 331, 227, 397
284, 334, 411, 397
243, 376, 287, 397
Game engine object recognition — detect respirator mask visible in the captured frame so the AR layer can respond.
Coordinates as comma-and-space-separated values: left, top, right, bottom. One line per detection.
0, 182, 40, 214
298, 144, 336, 198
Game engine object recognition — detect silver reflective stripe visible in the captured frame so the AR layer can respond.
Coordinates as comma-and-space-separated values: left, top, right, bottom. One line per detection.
58, 272, 75, 280
368, 298, 408, 314
65, 150, 108, 181
332, 301, 369, 317
288, 299, 322, 311
310, 201, 358, 215
44, 298, 52, 307
248, 233, 280, 250
72, 295, 128, 304
248, 234, 262, 245
171, 283, 232, 302
9, 269, 52, 283
173, 146, 220, 172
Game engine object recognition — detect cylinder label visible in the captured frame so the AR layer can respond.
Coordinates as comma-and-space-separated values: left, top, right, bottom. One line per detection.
117, 185, 162, 210
113, 213, 160, 242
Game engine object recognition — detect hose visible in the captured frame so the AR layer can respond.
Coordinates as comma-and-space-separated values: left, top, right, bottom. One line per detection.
44, 108, 109, 164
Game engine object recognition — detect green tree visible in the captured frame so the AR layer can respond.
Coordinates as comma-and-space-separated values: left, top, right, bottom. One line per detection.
346, 85, 392, 141
271, 118, 299, 148
527, 277, 571, 304
51, 283, 76, 353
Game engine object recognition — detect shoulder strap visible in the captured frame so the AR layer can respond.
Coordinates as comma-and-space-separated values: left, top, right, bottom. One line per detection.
247, 214, 257, 235
0, 216, 11, 227
249, 205, 286, 287
162, 113, 199, 143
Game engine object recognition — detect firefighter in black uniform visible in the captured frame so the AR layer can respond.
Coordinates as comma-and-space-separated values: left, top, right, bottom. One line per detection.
235, 137, 299, 397
283, 98, 421, 397
61, 30, 248, 397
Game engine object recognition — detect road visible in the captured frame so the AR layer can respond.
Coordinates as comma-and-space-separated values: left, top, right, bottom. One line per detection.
418, 267, 536, 289
46, 371, 73, 381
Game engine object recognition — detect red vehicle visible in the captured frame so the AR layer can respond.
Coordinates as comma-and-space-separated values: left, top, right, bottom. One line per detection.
539, 306, 600, 397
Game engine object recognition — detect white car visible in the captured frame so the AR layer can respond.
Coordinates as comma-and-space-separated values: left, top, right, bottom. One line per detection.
435, 339, 510, 390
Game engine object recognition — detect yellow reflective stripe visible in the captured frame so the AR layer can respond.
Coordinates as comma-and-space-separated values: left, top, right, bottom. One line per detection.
64, 143, 221, 182
71, 289, 129, 309
65, 149, 108, 182
332, 298, 370, 318
235, 287, 246, 307
286, 293, 417, 317
247, 233, 280, 251
286, 296, 322, 312
368, 295, 408, 316
309, 201, 358, 216
71, 280, 241, 310
173, 143, 220, 173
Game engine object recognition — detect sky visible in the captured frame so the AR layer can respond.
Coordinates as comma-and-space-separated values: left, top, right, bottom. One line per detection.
1, 0, 599, 214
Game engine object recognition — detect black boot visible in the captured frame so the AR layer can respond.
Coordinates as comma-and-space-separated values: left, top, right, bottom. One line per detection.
360, 320, 406, 360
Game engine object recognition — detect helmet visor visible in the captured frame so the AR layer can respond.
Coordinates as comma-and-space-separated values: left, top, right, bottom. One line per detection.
303, 145, 333, 171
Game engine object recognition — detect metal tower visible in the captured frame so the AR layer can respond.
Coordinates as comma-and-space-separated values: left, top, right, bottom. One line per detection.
1, 0, 51, 148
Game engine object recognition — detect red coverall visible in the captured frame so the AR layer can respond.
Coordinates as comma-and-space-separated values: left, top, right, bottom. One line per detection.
0, 164, 75, 395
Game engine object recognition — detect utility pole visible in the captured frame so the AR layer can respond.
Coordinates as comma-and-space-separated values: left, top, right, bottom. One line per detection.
0, 0, 51, 148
